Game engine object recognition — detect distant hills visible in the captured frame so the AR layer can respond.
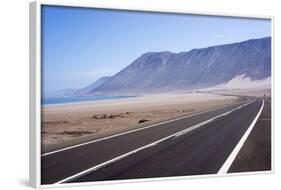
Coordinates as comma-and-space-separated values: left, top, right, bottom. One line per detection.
73, 76, 111, 96
46, 88, 77, 98
47, 77, 111, 98
48, 37, 271, 97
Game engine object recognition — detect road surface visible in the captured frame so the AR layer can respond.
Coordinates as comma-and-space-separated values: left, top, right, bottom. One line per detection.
228, 99, 271, 172
41, 99, 264, 184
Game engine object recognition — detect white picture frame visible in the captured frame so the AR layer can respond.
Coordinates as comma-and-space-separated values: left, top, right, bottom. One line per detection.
29, 1, 274, 188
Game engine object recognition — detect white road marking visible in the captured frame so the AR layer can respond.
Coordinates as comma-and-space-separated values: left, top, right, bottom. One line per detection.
218, 100, 264, 174
42, 100, 246, 157
55, 100, 254, 184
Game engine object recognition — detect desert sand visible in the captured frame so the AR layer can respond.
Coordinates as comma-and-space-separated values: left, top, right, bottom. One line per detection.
41, 92, 239, 153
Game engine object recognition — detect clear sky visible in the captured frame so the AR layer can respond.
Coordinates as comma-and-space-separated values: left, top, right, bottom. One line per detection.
41, 5, 271, 94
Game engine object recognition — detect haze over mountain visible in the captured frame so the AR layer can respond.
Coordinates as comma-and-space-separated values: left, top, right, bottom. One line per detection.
73, 76, 111, 96
90, 37, 271, 95
46, 88, 77, 98
47, 76, 111, 98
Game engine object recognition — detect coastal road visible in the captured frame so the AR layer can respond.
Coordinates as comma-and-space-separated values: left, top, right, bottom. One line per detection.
41, 99, 264, 184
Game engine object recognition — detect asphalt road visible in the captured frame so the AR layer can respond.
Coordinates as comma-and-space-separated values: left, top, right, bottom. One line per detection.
228, 98, 271, 172
41, 99, 263, 185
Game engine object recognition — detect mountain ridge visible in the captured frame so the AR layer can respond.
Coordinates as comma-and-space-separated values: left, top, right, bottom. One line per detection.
90, 37, 271, 95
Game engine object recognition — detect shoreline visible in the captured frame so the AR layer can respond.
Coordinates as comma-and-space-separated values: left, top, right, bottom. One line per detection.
42, 95, 140, 106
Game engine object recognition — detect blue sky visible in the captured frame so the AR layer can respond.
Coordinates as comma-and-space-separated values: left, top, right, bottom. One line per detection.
41, 5, 271, 94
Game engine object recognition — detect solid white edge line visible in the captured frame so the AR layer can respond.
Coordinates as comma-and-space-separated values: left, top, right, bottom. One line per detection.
217, 100, 264, 175
54, 100, 254, 184
42, 100, 246, 157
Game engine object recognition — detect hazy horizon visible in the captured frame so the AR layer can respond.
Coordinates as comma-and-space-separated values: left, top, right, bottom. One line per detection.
42, 5, 271, 95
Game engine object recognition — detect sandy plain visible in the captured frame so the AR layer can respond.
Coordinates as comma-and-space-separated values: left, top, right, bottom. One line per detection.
41, 92, 239, 153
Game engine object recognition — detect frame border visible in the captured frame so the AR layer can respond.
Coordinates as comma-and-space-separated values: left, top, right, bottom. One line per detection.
30, 1, 41, 188
29, 0, 274, 188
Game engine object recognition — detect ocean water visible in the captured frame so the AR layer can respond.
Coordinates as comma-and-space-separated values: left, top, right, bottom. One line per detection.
42, 95, 137, 105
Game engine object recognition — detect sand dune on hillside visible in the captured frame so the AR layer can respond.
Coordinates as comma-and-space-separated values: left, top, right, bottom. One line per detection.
200, 75, 271, 97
